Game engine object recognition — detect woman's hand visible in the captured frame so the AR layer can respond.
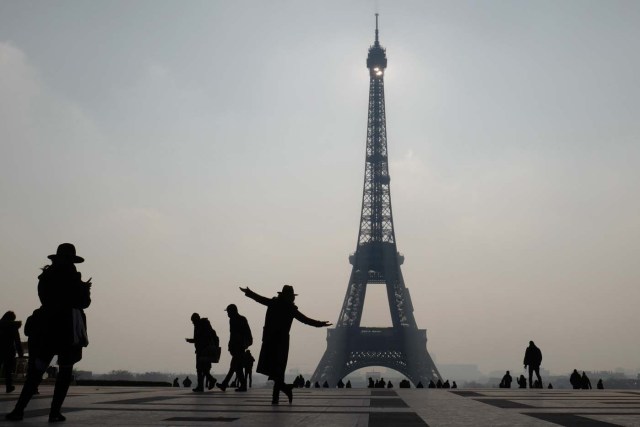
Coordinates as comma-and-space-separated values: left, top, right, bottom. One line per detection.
239, 286, 250, 294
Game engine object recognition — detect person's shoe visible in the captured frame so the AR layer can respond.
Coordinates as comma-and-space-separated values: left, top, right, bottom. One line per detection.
207, 378, 217, 390
6, 385, 15, 393
216, 383, 227, 392
271, 400, 279, 405
192, 387, 204, 392
5, 410, 24, 421
48, 412, 66, 423
235, 387, 247, 392
284, 384, 293, 404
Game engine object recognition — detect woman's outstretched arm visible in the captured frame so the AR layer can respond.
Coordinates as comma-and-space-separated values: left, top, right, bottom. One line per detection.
240, 287, 271, 306
294, 310, 332, 328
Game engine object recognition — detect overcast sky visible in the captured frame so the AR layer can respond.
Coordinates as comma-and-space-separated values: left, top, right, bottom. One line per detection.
1, 0, 639, 378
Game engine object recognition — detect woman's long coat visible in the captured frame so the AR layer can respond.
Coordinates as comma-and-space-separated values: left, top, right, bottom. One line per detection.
245, 290, 325, 380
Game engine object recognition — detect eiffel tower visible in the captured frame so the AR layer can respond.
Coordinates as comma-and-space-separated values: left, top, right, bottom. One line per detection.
311, 15, 441, 387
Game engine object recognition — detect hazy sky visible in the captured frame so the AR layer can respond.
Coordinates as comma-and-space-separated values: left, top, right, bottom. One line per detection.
1, 1, 639, 378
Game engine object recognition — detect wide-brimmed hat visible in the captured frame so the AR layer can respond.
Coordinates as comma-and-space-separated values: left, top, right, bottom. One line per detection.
278, 285, 298, 297
48, 243, 84, 263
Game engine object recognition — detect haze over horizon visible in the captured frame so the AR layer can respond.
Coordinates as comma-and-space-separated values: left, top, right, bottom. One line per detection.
1, 1, 639, 379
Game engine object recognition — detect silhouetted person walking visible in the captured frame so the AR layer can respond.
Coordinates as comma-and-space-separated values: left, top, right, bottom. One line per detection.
597, 379, 604, 389
523, 341, 542, 388
428, 380, 435, 388
581, 371, 592, 389
452, 381, 458, 389
346, 380, 352, 388
570, 369, 581, 389
500, 371, 513, 388
0, 311, 23, 393
368, 377, 375, 388
183, 376, 192, 388
240, 285, 330, 405
217, 304, 252, 392
244, 350, 255, 388
6, 243, 91, 422
337, 378, 345, 388
173, 377, 179, 387
185, 313, 218, 392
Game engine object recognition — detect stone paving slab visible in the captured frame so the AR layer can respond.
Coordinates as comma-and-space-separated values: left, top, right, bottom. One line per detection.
1, 386, 640, 426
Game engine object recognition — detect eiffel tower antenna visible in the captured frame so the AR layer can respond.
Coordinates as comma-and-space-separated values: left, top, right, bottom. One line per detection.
311, 15, 441, 387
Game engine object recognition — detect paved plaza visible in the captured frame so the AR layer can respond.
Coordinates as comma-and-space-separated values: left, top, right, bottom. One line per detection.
2, 386, 640, 426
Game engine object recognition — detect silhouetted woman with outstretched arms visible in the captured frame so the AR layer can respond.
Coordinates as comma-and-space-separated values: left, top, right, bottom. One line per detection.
5, 243, 91, 423
240, 285, 331, 405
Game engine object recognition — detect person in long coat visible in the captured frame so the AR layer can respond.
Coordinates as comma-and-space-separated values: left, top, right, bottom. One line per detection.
240, 285, 331, 405
0, 311, 24, 393
5, 243, 91, 423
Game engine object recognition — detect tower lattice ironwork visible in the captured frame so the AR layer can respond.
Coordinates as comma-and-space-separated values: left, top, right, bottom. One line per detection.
311, 15, 441, 387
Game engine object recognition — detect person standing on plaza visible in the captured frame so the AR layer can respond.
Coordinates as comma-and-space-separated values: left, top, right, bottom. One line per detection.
5, 243, 91, 423
523, 341, 543, 389
0, 311, 24, 393
240, 285, 331, 405
216, 304, 252, 392
185, 313, 218, 392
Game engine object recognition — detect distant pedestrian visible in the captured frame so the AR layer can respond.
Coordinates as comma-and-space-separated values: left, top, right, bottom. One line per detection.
452, 381, 458, 389
581, 372, 592, 389
346, 380, 352, 388
416, 381, 424, 388
337, 378, 345, 388
173, 377, 179, 387
5, 243, 91, 423
314, 381, 320, 388
323, 380, 329, 388
240, 285, 330, 404
387, 381, 393, 389
183, 376, 192, 388
500, 371, 512, 388
570, 369, 581, 389
517, 375, 527, 388
523, 341, 543, 388
597, 379, 604, 390
305, 380, 311, 388
436, 379, 443, 388
428, 380, 435, 388
0, 311, 23, 393
217, 304, 252, 392
368, 377, 375, 388
547, 383, 553, 389
443, 380, 450, 389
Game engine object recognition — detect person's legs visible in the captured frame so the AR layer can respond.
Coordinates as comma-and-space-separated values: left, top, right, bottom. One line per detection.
534, 366, 542, 385
271, 380, 280, 404
2, 357, 16, 392
232, 355, 246, 391
6, 354, 52, 420
247, 370, 252, 388
528, 366, 534, 388
49, 365, 73, 421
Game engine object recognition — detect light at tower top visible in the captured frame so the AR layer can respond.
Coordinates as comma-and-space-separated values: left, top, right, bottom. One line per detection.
367, 13, 387, 77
